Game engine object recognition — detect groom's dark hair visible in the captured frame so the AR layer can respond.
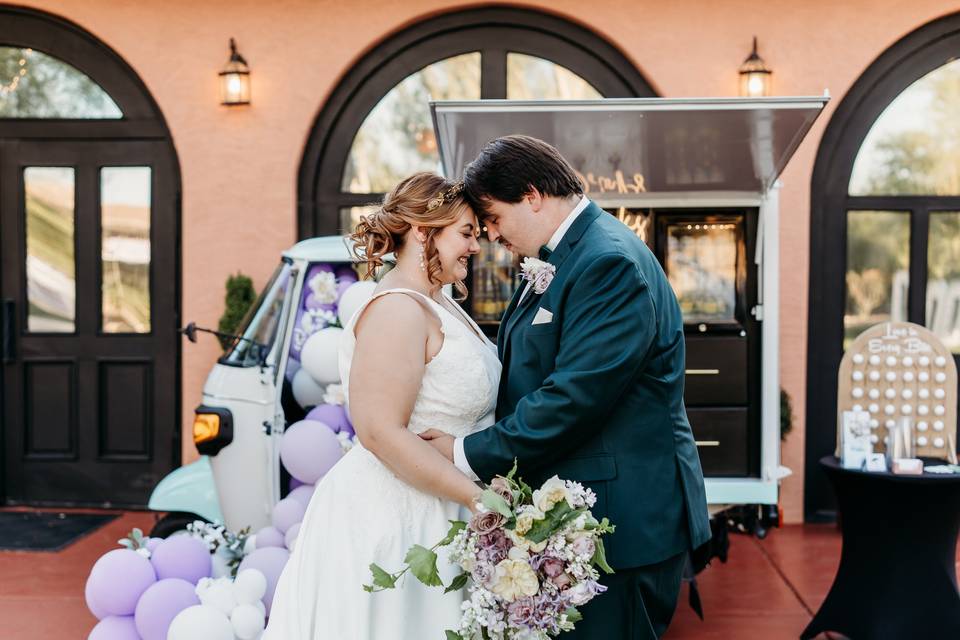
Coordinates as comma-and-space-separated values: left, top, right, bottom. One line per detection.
463, 135, 583, 215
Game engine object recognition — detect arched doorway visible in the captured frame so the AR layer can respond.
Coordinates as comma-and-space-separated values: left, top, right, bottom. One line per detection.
297, 6, 655, 239
806, 13, 960, 519
0, 6, 181, 507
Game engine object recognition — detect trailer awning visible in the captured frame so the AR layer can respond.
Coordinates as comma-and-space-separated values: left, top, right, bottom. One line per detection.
431, 97, 828, 198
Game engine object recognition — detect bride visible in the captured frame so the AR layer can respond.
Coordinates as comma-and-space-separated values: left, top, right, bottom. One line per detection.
264, 172, 501, 638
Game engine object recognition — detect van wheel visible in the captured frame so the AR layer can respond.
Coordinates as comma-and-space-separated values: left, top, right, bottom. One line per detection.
150, 512, 209, 538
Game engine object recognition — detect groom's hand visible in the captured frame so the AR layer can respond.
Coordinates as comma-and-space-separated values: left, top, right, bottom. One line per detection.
419, 429, 454, 462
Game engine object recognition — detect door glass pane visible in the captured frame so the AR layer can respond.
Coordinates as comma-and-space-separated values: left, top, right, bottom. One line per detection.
24, 167, 75, 332
845, 211, 909, 348
221, 262, 293, 367
472, 240, 518, 324
339, 205, 380, 236
0, 47, 122, 118
665, 221, 739, 324
927, 212, 960, 353
849, 59, 960, 196
342, 53, 480, 193
101, 167, 151, 333
507, 53, 602, 100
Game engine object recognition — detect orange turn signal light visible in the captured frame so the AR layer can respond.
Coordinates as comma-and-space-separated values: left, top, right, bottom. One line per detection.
193, 413, 221, 444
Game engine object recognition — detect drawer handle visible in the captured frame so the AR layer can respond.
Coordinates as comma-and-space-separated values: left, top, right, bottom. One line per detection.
695, 440, 720, 447
686, 369, 720, 375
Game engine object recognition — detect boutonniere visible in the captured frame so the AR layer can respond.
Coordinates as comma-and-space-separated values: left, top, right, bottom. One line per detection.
520, 257, 556, 295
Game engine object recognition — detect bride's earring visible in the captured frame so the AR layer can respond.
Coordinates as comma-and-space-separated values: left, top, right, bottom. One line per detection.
418, 242, 426, 272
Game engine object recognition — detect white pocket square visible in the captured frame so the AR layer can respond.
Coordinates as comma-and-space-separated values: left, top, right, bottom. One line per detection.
532, 307, 553, 325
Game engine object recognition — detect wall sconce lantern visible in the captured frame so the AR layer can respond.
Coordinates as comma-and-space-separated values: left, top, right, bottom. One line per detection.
739, 36, 772, 97
219, 38, 250, 105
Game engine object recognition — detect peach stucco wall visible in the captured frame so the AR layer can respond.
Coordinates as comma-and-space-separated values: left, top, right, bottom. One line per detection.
14, 0, 958, 521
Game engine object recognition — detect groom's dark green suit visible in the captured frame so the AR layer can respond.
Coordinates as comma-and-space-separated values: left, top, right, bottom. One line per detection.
462, 201, 710, 638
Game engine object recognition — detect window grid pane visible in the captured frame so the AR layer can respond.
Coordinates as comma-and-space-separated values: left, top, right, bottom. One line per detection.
506, 53, 602, 100
101, 167, 151, 333
24, 167, 75, 333
844, 210, 910, 349
927, 211, 960, 353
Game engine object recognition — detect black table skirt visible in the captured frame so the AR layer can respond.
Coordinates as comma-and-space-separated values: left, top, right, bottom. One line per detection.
802, 456, 960, 639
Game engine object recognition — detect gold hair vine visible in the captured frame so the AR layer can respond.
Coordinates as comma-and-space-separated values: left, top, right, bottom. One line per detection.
426, 181, 464, 212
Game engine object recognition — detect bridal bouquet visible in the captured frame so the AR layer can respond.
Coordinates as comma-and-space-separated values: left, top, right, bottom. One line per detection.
364, 462, 616, 639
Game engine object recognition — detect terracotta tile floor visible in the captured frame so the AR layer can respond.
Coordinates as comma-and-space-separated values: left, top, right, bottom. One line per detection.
0, 512, 956, 639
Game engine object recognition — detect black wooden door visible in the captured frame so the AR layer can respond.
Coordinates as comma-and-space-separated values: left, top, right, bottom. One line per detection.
0, 140, 178, 506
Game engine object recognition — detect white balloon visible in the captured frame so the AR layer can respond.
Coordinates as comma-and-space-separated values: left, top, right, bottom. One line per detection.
337, 281, 377, 327
198, 579, 237, 616
167, 604, 234, 640
233, 569, 268, 605
230, 603, 266, 640
292, 367, 326, 409
301, 328, 344, 385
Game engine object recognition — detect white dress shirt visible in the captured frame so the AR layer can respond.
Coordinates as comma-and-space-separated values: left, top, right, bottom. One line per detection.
453, 196, 590, 481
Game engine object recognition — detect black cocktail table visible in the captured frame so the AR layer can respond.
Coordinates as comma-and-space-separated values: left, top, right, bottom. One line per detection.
801, 456, 960, 639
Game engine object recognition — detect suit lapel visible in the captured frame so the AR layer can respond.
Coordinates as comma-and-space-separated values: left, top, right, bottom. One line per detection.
499, 201, 604, 361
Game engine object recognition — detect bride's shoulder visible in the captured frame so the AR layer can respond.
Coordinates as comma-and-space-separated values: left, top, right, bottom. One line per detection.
353, 290, 437, 338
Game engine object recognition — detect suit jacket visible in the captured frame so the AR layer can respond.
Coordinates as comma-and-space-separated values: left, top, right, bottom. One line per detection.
463, 201, 711, 569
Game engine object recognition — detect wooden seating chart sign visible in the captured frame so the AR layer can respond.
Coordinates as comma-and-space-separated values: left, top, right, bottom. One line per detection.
838, 322, 957, 460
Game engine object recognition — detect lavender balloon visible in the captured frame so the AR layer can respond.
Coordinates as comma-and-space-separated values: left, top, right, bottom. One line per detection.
284, 523, 302, 551
288, 476, 305, 491
85, 577, 110, 620
237, 547, 290, 617
134, 578, 200, 640
279, 419, 343, 483
86, 549, 157, 617
89, 615, 140, 640
254, 525, 286, 549
271, 497, 306, 534
150, 535, 212, 584
305, 404, 351, 434
287, 484, 315, 508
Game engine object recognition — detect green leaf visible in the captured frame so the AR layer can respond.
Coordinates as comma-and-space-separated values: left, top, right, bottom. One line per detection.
565, 606, 583, 624
480, 489, 514, 519
444, 571, 470, 594
437, 520, 467, 548
505, 458, 519, 482
405, 545, 443, 587
445, 631, 464, 640
367, 563, 398, 590
592, 538, 615, 574
525, 502, 585, 543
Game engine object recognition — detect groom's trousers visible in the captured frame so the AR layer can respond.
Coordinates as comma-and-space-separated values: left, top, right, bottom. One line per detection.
564, 551, 686, 640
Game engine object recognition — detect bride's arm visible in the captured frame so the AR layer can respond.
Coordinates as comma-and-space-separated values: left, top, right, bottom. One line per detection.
347, 293, 482, 511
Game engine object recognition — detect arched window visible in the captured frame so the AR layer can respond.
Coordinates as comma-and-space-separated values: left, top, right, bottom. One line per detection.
806, 13, 960, 519
298, 7, 655, 238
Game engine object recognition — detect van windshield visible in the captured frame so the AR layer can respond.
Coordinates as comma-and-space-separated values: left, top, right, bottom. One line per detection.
220, 260, 293, 367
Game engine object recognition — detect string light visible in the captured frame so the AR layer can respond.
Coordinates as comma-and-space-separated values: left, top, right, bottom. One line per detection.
0, 48, 32, 96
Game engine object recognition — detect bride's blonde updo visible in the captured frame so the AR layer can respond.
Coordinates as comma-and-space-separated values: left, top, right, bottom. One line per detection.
350, 172, 472, 299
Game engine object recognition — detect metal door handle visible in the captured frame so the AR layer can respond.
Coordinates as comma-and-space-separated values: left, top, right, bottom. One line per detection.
695, 440, 720, 447
686, 369, 720, 375
2, 299, 14, 363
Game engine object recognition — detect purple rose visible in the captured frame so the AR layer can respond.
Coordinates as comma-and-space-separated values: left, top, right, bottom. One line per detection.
470, 510, 506, 535
540, 556, 564, 578
550, 572, 573, 590
567, 579, 608, 606
490, 477, 514, 504
507, 597, 536, 627
571, 535, 596, 558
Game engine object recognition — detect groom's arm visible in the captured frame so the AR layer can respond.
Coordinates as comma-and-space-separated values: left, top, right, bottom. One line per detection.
461, 253, 658, 481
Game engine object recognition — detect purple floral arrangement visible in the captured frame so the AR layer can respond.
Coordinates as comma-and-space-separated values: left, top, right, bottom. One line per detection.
365, 462, 616, 639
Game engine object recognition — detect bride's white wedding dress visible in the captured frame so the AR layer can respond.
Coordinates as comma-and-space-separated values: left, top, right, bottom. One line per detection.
264, 288, 501, 639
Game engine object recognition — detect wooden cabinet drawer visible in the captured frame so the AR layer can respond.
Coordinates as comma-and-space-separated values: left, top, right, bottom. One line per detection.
686, 407, 750, 477
684, 336, 748, 406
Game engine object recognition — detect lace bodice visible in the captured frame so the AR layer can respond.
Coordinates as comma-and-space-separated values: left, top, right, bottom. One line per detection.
339, 288, 501, 438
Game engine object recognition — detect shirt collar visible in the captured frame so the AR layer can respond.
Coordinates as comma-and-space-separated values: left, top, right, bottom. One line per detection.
545, 195, 590, 252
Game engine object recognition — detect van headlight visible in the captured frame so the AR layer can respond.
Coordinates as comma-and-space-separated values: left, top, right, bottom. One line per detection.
193, 406, 233, 455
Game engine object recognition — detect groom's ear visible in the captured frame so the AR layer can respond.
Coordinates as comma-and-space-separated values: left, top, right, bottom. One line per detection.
526, 187, 544, 213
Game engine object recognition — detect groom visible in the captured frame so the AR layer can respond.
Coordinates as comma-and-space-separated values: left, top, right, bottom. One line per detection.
422, 135, 710, 639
